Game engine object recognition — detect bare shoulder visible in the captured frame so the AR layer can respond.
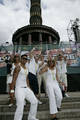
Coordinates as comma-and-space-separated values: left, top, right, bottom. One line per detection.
14, 65, 21, 73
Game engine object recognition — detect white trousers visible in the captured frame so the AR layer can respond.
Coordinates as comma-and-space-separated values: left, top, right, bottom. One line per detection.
46, 81, 62, 114
14, 87, 38, 120
37, 73, 46, 95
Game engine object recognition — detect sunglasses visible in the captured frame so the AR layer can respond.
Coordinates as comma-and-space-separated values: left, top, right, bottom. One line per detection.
22, 57, 27, 60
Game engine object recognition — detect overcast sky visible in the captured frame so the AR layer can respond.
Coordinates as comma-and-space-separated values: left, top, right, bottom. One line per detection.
0, 0, 80, 44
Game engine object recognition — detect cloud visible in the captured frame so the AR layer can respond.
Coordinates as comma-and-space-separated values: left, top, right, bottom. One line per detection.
0, 0, 80, 44
42, 0, 80, 41
0, 0, 30, 44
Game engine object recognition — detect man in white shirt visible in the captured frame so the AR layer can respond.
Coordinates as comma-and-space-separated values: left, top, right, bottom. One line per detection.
10, 54, 38, 120
37, 55, 47, 97
28, 49, 39, 96
56, 54, 68, 97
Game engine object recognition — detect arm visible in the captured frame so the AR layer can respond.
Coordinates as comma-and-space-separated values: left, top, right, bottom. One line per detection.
11, 66, 20, 90
39, 61, 44, 68
56, 68, 63, 84
56, 68, 60, 83
39, 65, 48, 75
29, 48, 35, 59
26, 76, 30, 88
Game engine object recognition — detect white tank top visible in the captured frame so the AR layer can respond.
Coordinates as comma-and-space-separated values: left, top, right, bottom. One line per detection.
56, 60, 67, 73
15, 66, 28, 88
46, 67, 56, 84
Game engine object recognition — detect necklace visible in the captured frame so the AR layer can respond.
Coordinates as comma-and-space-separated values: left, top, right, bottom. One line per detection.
51, 69, 56, 80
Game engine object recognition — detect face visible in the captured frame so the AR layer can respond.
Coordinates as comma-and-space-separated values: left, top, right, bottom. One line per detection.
48, 60, 55, 68
21, 56, 27, 64
35, 56, 39, 63
58, 55, 63, 60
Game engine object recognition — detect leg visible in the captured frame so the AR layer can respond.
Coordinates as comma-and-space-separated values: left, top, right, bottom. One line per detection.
25, 87, 38, 120
9, 84, 14, 106
46, 85, 58, 115
61, 73, 68, 97
14, 88, 25, 120
28, 73, 38, 95
37, 74, 42, 97
42, 74, 47, 96
54, 82, 63, 109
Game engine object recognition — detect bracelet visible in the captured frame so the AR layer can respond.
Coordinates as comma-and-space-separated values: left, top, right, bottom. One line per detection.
10, 90, 14, 93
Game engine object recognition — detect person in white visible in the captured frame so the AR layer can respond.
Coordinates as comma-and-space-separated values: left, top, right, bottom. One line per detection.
56, 54, 68, 97
37, 55, 47, 97
10, 54, 38, 120
39, 59, 62, 120
7, 55, 20, 107
28, 49, 39, 96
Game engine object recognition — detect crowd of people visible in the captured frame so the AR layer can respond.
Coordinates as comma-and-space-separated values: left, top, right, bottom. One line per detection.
6, 48, 69, 120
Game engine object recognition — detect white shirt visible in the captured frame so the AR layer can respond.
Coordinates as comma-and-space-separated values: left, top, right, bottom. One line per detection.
46, 67, 57, 85
28, 57, 39, 75
56, 60, 67, 74
15, 66, 28, 88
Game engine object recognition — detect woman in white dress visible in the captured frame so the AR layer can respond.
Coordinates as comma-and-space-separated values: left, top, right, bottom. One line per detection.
39, 59, 62, 120
7, 55, 20, 107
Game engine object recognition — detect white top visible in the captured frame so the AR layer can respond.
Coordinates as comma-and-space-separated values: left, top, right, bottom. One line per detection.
28, 57, 39, 75
15, 66, 28, 88
25, 62, 29, 69
56, 60, 67, 74
46, 67, 57, 85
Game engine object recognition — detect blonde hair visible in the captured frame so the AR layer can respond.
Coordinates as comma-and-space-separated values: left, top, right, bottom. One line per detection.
47, 59, 56, 67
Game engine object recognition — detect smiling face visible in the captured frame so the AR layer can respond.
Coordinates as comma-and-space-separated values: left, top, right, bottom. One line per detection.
21, 55, 27, 65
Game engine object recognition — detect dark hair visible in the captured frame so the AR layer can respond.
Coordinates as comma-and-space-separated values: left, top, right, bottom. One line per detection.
21, 54, 28, 59
58, 54, 63, 57
13, 55, 20, 63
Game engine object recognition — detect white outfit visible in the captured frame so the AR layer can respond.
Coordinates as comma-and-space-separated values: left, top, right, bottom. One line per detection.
7, 63, 18, 84
14, 66, 38, 120
45, 68, 62, 114
56, 60, 67, 87
28, 57, 39, 75
37, 62, 47, 95
7, 63, 18, 93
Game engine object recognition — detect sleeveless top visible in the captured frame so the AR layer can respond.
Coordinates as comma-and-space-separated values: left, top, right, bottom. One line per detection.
56, 60, 67, 74
15, 66, 28, 88
46, 67, 56, 84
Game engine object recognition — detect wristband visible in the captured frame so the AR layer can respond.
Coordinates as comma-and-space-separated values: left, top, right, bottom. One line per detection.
10, 90, 14, 93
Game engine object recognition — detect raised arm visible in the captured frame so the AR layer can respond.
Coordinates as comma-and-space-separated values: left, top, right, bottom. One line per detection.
39, 65, 48, 75
29, 48, 35, 59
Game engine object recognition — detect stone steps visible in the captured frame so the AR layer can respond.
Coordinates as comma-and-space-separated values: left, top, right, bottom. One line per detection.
0, 96, 80, 105
0, 109, 80, 120
0, 93, 80, 120
0, 101, 80, 112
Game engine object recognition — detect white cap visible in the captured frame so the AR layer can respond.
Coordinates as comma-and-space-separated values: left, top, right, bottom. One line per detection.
21, 51, 29, 56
